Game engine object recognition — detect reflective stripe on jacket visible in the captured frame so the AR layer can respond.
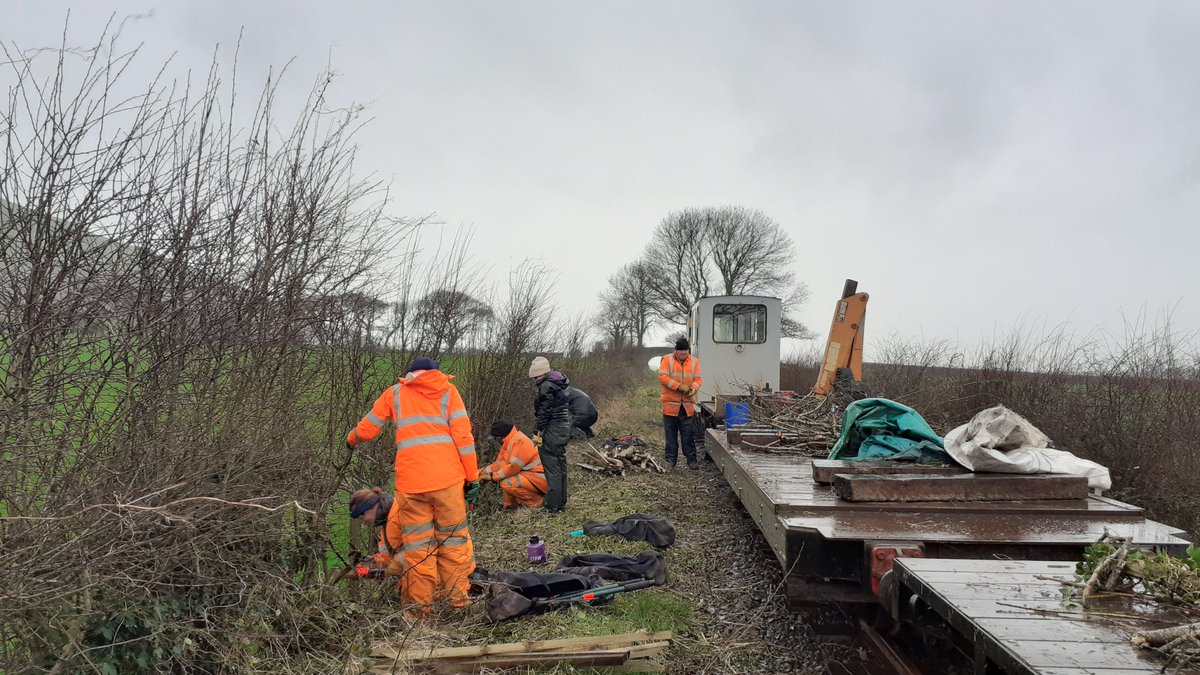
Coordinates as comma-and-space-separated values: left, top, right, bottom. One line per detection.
347, 370, 479, 493
373, 496, 401, 567
658, 353, 702, 416
485, 428, 544, 481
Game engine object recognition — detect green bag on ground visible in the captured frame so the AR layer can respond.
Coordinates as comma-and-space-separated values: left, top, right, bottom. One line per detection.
828, 398, 949, 462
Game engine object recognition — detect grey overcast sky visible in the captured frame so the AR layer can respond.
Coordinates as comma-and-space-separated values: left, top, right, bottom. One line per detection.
7, 1, 1200, 353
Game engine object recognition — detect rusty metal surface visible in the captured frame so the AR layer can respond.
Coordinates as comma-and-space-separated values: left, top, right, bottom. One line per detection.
834, 473, 1089, 503
811, 459, 966, 484
739, 451, 1144, 518
893, 558, 1200, 674
856, 617, 923, 675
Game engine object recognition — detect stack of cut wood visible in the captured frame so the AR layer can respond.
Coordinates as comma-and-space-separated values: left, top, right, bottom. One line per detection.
730, 429, 831, 457
578, 438, 665, 474
739, 393, 842, 454
369, 629, 672, 673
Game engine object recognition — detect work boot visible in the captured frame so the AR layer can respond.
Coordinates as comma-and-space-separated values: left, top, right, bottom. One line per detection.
666, 459, 676, 470
687, 460, 699, 470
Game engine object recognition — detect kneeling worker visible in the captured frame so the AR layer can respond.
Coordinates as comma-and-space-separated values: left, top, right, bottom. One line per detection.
479, 420, 547, 509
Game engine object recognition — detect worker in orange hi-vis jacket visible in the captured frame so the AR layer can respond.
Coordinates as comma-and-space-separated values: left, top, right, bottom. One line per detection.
479, 420, 546, 508
658, 337, 703, 470
346, 357, 479, 618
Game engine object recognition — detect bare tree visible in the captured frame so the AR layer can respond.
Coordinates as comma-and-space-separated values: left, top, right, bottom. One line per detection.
422, 289, 494, 353
595, 261, 657, 348
636, 205, 812, 337
615, 261, 657, 347
493, 262, 557, 358
595, 288, 631, 350
641, 210, 711, 324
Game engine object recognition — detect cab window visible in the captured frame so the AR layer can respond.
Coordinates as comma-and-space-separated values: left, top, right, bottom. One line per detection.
713, 303, 767, 344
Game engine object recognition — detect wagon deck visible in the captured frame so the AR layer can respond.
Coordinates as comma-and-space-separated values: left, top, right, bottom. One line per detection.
893, 557, 1200, 674
704, 428, 1190, 602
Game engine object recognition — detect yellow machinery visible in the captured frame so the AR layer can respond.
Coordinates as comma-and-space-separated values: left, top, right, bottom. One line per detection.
812, 279, 868, 398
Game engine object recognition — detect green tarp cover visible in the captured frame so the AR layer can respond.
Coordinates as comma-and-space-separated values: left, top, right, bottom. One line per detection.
828, 398, 949, 462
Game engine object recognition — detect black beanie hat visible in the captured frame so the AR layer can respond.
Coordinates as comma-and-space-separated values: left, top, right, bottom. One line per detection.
675, 337, 690, 351
408, 356, 439, 373
490, 420, 514, 438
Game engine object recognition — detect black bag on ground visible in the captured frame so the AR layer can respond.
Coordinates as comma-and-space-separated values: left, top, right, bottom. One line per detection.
581, 513, 676, 548
480, 571, 608, 621
556, 551, 667, 584
483, 571, 601, 598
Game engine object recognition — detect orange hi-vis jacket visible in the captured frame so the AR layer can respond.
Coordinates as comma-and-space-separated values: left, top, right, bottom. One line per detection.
658, 353, 702, 416
484, 428, 544, 481
347, 370, 479, 494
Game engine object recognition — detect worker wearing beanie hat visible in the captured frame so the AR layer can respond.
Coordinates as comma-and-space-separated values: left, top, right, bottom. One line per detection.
528, 356, 571, 513
528, 356, 551, 378
479, 420, 547, 508
344, 356, 479, 616
658, 337, 703, 469
408, 356, 439, 373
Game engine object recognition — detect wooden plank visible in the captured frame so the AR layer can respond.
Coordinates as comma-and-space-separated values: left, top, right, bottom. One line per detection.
911, 582, 1066, 601
419, 650, 631, 673
1005, 640, 1169, 670
1035, 670, 1167, 675
811, 459, 966, 484
899, 559, 1077, 574
972, 617, 1133, 643
834, 473, 1089, 502
611, 660, 666, 673
626, 641, 670, 659
901, 571, 1076, 585
372, 630, 672, 660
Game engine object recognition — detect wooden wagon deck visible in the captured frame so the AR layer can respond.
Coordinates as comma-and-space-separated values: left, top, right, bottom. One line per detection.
704, 428, 1191, 602
893, 557, 1200, 674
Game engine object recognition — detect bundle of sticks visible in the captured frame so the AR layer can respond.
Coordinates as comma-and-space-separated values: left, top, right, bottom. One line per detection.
737, 393, 843, 454
578, 438, 665, 474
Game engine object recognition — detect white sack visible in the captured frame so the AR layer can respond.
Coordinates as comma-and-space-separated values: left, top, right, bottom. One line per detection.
944, 405, 1112, 491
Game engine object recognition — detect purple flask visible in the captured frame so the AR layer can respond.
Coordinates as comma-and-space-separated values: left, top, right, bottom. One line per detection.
526, 535, 547, 565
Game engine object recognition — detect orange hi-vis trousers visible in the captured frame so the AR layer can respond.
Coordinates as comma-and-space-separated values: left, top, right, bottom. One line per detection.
498, 472, 547, 508
389, 484, 475, 613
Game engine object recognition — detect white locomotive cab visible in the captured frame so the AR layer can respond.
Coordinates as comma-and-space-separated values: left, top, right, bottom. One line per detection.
687, 295, 781, 400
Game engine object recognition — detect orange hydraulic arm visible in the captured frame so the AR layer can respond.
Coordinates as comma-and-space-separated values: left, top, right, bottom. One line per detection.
812, 279, 869, 398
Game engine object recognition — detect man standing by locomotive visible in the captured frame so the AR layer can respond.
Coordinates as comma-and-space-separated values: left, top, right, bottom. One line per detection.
658, 337, 702, 470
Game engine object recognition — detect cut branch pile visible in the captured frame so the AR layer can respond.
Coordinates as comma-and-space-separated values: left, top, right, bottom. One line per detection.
1073, 536, 1200, 669
735, 394, 843, 455
1076, 535, 1200, 608
1132, 622, 1200, 671
578, 438, 665, 474
369, 629, 672, 673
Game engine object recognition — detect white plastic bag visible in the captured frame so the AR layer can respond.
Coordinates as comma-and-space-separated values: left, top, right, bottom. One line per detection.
944, 406, 1112, 491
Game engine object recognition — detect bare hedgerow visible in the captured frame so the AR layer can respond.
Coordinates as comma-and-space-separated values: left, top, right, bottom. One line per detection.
861, 314, 1200, 539
0, 24, 417, 672
0, 22, 634, 674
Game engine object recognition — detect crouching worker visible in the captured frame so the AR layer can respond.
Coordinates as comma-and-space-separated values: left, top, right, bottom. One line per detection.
349, 487, 397, 569
346, 357, 480, 618
480, 420, 547, 508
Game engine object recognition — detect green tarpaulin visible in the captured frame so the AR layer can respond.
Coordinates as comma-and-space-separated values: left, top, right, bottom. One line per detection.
828, 398, 950, 462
